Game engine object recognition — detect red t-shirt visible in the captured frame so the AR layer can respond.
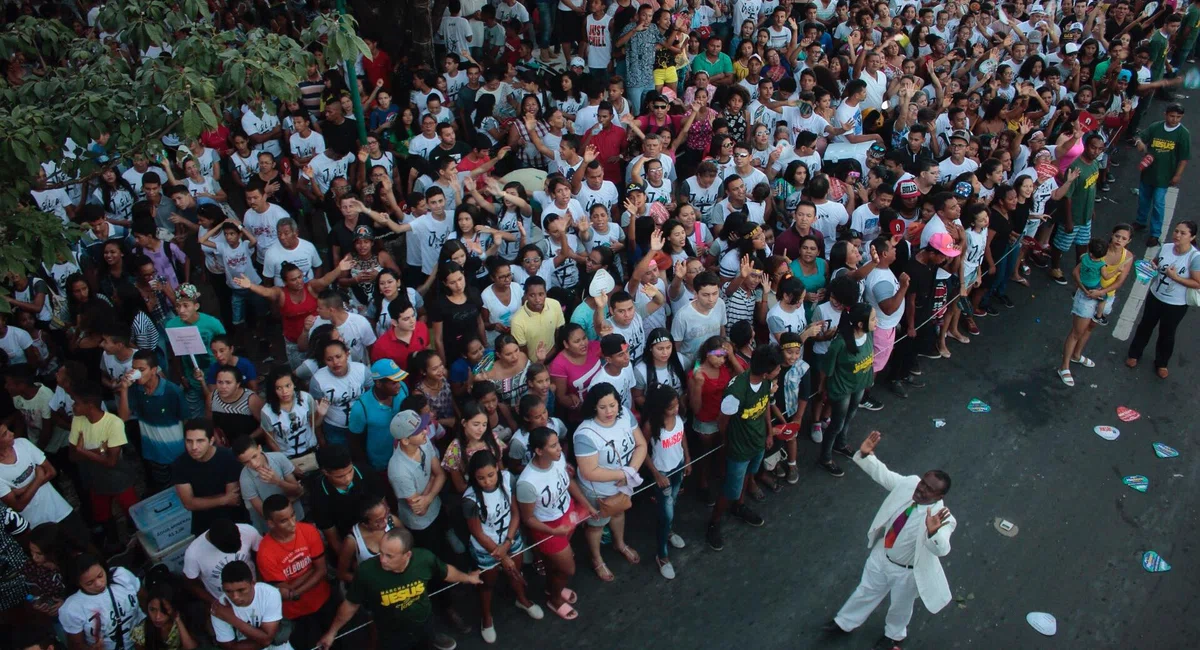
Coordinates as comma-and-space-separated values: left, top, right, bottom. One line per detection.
370, 321, 431, 369
456, 154, 491, 191
362, 51, 392, 92
583, 124, 628, 184
255, 522, 330, 619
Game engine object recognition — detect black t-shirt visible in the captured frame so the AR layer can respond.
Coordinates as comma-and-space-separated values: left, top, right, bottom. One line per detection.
307, 466, 386, 538
988, 209, 1012, 259
172, 447, 249, 535
320, 118, 359, 158
903, 257, 937, 321
427, 142, 472, 167
330, 214, 376, 257
1009, 201, 1031, 239
428, 289, 483, 361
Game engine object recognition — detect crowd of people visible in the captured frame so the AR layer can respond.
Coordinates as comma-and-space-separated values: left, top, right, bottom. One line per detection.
3, 0, 1199, 649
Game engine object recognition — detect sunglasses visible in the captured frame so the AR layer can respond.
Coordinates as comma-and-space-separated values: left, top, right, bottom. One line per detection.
653, 104, 669, 110
735, 152, 750, 158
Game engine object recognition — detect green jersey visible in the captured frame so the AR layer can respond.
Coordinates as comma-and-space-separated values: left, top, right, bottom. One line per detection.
1139, 121, 1192, 188
1067, 156, 1102, 226
1149, 30, 1169, 80
822, 334, 875, 398
723, 371, 773, 462
346, 551, 448, 635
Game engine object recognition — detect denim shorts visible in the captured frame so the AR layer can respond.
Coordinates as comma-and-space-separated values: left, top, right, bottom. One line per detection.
471, 535, 526, 570
722, 449, 766, 501
1071, 289, 1115, 318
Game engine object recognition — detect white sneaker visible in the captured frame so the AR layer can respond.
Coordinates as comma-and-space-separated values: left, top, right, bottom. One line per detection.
669, 533, 686, 549
481, 625, 497, 644
658, 559, 676, 580
811, 422, 824, 444
516, 600, 544, 620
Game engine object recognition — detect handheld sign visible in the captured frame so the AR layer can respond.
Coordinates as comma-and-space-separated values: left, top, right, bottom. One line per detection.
165, 326, 208, 369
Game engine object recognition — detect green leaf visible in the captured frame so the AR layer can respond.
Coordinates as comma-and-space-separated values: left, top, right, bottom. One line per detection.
182, 108, 202, 138
196, 102, 218, 129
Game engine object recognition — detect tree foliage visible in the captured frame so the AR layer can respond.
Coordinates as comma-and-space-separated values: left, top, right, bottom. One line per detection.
0, 0, 366, 307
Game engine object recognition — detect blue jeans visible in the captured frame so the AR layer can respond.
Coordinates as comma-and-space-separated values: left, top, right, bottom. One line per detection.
1136, 181, 1168, 238
628, 83, 654, 116
535, 0, 554, 48
655, 462, 684, 559
722, 449, 765, 500
821, 390, 864, 463
987, 241, 1019, 303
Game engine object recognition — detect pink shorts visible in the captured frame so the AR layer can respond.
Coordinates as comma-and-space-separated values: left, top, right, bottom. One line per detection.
872, 326, 895, 373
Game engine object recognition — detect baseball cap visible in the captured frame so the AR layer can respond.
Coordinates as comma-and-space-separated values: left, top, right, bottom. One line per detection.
370, 358, 408, 382
1028, 130, 1047, 141
897, 179, 919, 199
869, 142, 887, 157
570, 56, 586, 68
1029, 3, 1046, 13
600, 333, 628, 356
953, 181, 973, 199
1064, 42, 1080, 55
949, 129, 971, 143
626, 182, 645, 194
354, 224, 373, 240
390, 410, 431, 441
928, 232, 961, 258
1117, 69, 1133, 82
1067, 21, 1084, 33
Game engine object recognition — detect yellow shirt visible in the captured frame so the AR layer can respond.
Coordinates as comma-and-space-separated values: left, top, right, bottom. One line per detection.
510, 297, 565, 359
69, 412, 128, 450
1102, 249, 1128, 295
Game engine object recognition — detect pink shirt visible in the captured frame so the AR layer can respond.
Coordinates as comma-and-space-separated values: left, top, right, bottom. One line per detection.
548, 340, 603, 414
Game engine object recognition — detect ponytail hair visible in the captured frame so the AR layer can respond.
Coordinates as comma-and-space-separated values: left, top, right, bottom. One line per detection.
836, 302, 874, 354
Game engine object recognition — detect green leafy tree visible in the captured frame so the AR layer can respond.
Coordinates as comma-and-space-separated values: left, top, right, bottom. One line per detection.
0, 0, 367, 309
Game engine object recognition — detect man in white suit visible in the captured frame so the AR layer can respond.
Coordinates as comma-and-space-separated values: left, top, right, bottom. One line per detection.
824, 431, 955, 650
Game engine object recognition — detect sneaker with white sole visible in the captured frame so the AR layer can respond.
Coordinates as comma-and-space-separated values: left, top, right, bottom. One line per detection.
481, 626, 497, 644
432, 633, 458, 650
669, 533, 686, 549
811, 422, 824, 443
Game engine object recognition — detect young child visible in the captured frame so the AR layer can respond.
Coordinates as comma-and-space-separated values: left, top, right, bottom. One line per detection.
1079, 238, 1114, 325
507, 393, 567, 473
198, 217, 262, 349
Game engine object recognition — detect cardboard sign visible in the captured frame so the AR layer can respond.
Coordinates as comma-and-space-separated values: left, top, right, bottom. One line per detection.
165, 326, 208, 357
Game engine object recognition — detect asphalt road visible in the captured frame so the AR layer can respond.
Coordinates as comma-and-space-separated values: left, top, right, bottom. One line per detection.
433, 98, 1200, 650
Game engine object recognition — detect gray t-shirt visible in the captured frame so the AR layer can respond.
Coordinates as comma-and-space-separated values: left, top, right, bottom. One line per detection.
239, 452, 304, 533
670, 299, 728, 367
387, 440, 443, 530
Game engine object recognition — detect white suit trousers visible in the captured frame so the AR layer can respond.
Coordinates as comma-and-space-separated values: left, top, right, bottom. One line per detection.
834, 543, 920, 641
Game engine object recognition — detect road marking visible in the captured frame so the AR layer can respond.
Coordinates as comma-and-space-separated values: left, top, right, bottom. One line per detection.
1113, 187, 1177, 341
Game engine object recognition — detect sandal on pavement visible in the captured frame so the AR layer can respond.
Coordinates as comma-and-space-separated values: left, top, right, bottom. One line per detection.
559, 588, 577, 604
615, 545, 641, 565
592, 561, 614, 582
1071, 355, 1095, 368
549, 601, 578, 621
748, 485, 766, 501
1058, 369, 1075, 387
1012, 276, 1030, 286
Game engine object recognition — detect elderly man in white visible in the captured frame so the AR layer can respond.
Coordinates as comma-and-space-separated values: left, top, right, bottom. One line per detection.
824, 431, 955, 650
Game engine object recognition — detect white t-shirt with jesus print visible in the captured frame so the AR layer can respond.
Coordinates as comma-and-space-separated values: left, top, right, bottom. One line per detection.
59, 567, 146, 650
211, 583, 293, 650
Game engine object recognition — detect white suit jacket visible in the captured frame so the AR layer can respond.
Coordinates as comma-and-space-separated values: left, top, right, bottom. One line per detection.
853, 451, 956, 614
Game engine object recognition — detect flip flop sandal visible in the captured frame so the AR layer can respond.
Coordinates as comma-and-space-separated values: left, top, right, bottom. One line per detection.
1072, 355, 1095, 368
549, 601, 579, 621
1012, 276, 1030, 286
616, 544, 641, 565
937, 347, 952, 359
592, 561, 614, 582
1058, 369, 1075, 387
548, 587, 578, 604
